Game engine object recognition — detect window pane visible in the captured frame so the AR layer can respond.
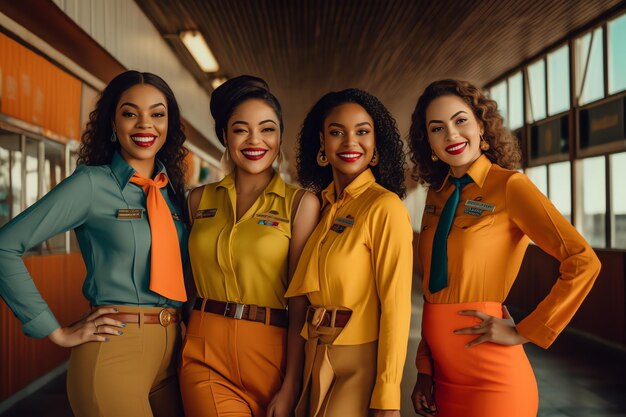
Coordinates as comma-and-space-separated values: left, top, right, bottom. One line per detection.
548, 161, 571, 222
0, 132, 22, 227
580, 156, 606, 248
608, 13, 626, 94
611, 152, 626, 248
508, 72, 524, 130
490, 81, 508, 126
576, 28, 604, 105
43, 141, 67, 253
25, 139, 39, 208
547, 45, 570, 115
528, 59, 547, 122
526, 165, 548, 196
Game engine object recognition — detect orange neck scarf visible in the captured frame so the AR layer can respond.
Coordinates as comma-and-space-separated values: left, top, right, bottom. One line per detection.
130, 172, 187, 302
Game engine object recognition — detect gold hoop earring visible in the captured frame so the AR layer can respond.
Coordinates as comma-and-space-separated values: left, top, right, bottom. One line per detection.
317, 148, 329, 167
431, 151, 439, 162
369, 149, 379, 166
480, 134, 490, 151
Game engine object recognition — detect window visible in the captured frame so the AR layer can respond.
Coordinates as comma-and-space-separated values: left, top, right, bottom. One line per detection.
528, 59, 547, 122
490, 81, 508, 126
25, 139, 39, 208
548, 161, 571, 222
508, 72, 524, 130
43, 141, 67, 253
0, 131, 22, 227
611, 152, 626, 248
526, 165, 548, 196
547, 45, 570, 115
575, 28, 604, 105
608, 13, 626, 94
579, 156, 606, 248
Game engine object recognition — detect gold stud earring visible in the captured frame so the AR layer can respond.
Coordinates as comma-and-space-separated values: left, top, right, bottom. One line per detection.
431, 151, 439, 162
317, 148, 329, 167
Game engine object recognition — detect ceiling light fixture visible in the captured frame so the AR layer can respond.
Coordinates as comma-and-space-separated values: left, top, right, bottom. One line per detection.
211, 77, 227, 90
179, 31, 219, 72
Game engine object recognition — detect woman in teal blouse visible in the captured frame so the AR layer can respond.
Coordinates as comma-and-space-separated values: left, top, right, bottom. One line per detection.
0, 71, 188, 417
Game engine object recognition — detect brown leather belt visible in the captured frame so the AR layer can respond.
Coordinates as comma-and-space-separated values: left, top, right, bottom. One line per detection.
102, 309, 180, 327
307, 306, 352, 328
194, 298, 288, 328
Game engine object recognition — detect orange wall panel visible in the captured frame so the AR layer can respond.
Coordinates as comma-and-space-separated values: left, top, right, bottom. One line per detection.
0, 253, 87, 401
0, 32, 81, 140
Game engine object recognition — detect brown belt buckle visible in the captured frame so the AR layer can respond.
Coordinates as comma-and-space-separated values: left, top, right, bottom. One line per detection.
310, 307, 327, 329
158, 309, 173, 326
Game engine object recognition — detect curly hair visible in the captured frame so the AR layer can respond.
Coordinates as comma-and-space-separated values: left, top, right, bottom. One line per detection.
296, 88, 407, 198
408, 79, 521, 188
77, 71, 187, 208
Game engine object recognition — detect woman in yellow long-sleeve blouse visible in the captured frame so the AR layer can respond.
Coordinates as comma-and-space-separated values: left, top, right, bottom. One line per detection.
408, 79, 601, 417
286, 89, 413, 417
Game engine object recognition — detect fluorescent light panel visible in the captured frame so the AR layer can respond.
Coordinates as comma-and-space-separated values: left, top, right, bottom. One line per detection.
180, 31, 219, 72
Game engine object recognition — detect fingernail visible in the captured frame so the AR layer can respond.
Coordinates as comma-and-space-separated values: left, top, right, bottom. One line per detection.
117, 331, 123, 335
104, 338, 110, 342
121, 323, 127, 327
113, 308, 119, 312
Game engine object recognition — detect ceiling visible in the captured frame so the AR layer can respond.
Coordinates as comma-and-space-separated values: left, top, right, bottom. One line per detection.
136, 0, 625, 174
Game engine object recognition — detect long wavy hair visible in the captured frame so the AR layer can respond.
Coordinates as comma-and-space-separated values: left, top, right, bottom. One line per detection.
77, 70, 187, 208
297, 88, 407, 198
408, 79, 521, 188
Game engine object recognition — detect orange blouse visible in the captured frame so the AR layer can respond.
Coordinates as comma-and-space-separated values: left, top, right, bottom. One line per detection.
416, 155, 601, 375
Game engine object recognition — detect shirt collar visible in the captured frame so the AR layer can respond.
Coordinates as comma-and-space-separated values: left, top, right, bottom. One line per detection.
110, 151, 174, 193
216, 170, 286, 198
434, 154, 492, 192
321, 168, 376, 207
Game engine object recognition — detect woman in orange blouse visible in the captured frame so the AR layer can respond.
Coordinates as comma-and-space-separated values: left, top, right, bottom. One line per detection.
408, 79, 601, 417
286, 89, 413, 417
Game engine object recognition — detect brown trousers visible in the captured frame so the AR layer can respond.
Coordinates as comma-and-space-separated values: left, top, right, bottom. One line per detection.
66, 306, 181, 417
296, 322, 377, 417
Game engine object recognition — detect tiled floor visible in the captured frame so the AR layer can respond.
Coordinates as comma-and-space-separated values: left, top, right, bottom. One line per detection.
2, 293, 625, 416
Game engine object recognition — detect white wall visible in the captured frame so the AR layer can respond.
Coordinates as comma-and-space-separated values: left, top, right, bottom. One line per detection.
52, 0, 220, 150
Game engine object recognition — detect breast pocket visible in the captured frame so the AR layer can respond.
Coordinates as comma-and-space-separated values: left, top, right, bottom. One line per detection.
453, 214, 495, 231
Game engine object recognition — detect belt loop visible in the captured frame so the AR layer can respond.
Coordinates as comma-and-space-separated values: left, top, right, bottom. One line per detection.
265, 307, 270, 325
330, 308, 337, 328
201, 298, 208, 313
249, 304, 258, 321
138, 308, 144, 328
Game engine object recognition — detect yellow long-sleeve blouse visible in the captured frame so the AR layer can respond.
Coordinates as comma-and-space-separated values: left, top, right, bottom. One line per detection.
189, 172, 301, 309
416, 155, 601, 375
286, 169, 413, 410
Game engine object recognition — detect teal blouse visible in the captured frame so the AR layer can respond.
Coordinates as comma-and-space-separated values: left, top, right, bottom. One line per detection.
0, 152, 187, 338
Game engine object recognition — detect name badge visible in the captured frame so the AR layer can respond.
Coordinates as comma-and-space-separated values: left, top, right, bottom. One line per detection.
330, 223, 346, 233
464, 207, 483, 216
196, 208, 218, 219
258, 219, 280, 227
464, 200, 496, 212
425, 204, 437, 215
256, 210, 289, 224
117, 209, 144, 220
335, 215, 355, 226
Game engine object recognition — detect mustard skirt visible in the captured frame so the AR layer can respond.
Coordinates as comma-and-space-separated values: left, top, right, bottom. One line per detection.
422, 301, 538, 417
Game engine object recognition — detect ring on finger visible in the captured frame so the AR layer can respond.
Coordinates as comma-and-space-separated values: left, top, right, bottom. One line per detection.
94, 319, 99, 332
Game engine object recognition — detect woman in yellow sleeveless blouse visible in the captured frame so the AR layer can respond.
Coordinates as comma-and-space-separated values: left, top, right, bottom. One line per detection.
286, 89, 413, 417
408, 79, 600, 417
179, 76, 320, 417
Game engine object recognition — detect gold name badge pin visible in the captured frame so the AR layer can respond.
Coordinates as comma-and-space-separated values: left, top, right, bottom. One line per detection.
195, 208, 218, 219
117, 208, 144, 219
464, 200, 496, 212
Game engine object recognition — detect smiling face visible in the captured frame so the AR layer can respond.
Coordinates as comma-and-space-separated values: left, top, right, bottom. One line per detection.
322, 102, 376, 192
426, 94, 484, 178
113, 83, 168, 172
225, 98, 280, 175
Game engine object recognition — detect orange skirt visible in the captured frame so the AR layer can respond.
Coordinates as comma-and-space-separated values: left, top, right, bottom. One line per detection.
422, 301, 538, 417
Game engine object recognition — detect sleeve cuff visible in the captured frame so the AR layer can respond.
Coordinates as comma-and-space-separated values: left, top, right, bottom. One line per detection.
516, 315, 558, 349
22, 308, 60, 338
369, 382, 401, 410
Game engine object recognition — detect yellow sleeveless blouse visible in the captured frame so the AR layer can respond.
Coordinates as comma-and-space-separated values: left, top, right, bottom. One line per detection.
189, 172, 301, 309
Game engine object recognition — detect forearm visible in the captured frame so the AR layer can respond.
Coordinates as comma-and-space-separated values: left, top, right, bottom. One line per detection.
282, 295, 308, 390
